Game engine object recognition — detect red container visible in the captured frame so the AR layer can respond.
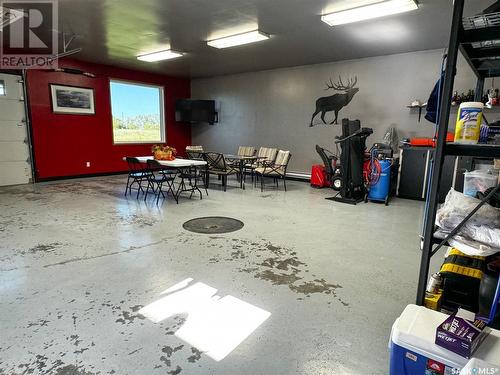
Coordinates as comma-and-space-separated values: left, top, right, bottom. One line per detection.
311, 164, 330, 188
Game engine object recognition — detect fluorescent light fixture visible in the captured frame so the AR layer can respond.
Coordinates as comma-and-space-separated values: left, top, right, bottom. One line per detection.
137, 49, 183, 62
321, 0, 418, 26
207, 30, 270, 49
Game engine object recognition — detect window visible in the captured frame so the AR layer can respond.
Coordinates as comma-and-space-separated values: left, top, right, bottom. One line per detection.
110, 80, 165, 144
0, 80, 5, 96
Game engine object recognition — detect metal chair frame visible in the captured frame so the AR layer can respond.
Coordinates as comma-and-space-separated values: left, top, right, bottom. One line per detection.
125, 157, 152, 199
255, 153, 292, 192
144, 159, 178, 204
204, 152, 238, 192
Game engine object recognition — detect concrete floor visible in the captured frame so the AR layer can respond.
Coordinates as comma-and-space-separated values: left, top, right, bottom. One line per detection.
0, 175, 434, 374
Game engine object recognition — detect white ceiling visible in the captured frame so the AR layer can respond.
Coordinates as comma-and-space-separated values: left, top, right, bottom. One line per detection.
55, 0, 497, 78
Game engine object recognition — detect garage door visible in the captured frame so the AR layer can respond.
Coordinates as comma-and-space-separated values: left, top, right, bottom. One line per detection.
0, 73, 32, 186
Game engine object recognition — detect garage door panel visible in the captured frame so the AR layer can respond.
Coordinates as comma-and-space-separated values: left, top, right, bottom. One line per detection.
0, 100, 25, 121
0, 74, 23, 100
0, 120, 27, 141
0, 73, 30, 186
0, 162, 31, 186
0, 141, 29, 161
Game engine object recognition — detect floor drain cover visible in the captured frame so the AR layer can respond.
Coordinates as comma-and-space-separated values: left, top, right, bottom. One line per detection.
183, 216, 244, 234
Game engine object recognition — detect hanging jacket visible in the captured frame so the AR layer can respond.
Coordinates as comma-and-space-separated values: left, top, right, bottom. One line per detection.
425, 78, 442, 124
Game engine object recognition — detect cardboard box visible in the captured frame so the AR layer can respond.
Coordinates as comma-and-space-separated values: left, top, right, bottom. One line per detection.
435, 309, 490, 358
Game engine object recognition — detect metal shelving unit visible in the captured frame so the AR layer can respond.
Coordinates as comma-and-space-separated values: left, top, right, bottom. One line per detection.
416, 0, 500, 305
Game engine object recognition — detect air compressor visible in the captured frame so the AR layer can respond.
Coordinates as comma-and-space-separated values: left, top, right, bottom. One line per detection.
366, 144, 393, 206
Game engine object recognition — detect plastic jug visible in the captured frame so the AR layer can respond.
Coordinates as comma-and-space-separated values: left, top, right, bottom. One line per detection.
454, 102, 483, 144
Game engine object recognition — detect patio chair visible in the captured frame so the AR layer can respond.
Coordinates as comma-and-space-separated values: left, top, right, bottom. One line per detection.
248, 147, 278, 181
203, 152, 238, 192
125, 157, 152, 199
236, 146, 256, 182
237, 146, 256, 157
184, 152, 209, 196
254, 150, 292, 192
186, 145, 204, 160
144, 159, 178, 204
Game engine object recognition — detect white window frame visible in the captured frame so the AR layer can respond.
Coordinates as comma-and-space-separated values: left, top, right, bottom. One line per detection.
109, 79, 166, 145
0, 80, 5, 96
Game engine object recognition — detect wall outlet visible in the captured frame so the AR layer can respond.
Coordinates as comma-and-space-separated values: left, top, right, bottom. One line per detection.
86, 162, 90, 167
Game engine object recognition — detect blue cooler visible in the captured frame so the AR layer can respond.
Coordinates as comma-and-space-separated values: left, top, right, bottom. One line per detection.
389, 305, 500, 375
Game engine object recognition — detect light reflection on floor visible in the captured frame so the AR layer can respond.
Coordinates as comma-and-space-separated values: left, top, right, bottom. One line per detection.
140, 278, 271, 361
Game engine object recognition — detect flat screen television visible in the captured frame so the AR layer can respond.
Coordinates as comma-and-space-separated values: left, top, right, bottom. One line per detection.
175, 99, 217, 125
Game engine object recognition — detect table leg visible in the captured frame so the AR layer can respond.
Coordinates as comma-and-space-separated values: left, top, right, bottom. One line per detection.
240, 160, 245, 190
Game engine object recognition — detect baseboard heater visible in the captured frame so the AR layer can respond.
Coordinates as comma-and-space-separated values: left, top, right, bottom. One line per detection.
287, 171, 311, 181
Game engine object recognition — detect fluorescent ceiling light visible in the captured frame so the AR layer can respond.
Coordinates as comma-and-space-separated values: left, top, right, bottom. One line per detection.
321, 0, 418, 26
207, 30, 270, 49
137, 49, 183, 62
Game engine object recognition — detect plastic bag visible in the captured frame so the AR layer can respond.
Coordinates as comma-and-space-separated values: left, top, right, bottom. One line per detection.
448, 237, 500, 257
435, 189, 500, 256
436, 189, 500, 228
382, 127, 399, 154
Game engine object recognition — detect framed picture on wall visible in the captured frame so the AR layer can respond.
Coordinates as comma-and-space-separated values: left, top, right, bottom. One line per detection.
50, 84, 95, 114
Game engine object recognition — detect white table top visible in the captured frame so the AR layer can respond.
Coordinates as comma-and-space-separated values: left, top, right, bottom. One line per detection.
131, 156, 207, 168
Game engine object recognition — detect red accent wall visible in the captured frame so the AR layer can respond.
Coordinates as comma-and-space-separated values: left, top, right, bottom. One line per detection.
27, 58, 191, 180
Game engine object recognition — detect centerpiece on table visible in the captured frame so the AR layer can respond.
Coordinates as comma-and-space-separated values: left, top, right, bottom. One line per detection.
152, 144, 177, 161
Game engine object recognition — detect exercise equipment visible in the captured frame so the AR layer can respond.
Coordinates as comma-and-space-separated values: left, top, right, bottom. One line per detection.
327, 118, 372, 205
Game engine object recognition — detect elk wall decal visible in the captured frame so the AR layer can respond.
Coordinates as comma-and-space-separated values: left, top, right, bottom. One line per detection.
310, 76, 359, 127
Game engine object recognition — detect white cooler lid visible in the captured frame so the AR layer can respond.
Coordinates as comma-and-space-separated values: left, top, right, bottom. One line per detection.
460, 358, 500, 374
390, 304, 500, 368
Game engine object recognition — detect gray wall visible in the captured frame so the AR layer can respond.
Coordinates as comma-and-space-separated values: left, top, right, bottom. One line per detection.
191, 49, 482, 174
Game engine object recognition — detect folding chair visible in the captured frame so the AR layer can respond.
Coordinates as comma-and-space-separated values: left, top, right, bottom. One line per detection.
144, 159, 178, 204
125, 157, 152, 199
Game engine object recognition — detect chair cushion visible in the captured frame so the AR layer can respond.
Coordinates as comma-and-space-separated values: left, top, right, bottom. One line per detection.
238, 146, 256, 157
275, 150, 290, 166
264, 148, 278, 161
186, 145, 204, 152
254, 166, 285, 176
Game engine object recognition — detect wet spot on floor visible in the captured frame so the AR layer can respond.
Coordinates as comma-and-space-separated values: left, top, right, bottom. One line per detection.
22, 242, 63, 255
255, 269, 302, 285
289, 279, 341, 295
162, 345, 184, 357
115, 310, 145, 324
202, 236, 348, 306
187, 347, 202, 363
167, 365, 182, 375
54, 364, 96, 375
